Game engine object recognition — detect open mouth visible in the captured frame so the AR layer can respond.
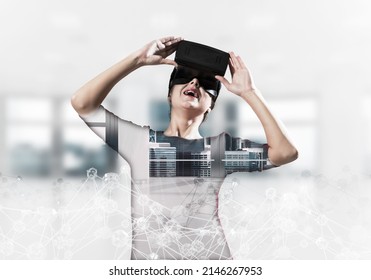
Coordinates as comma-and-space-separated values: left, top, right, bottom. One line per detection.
183, 90, 199, 99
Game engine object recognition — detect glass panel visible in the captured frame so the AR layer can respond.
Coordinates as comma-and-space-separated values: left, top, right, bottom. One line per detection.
6, 125, 52, 176
6, 97, 52, 122
62, 127, 113, 176
6, 124, 52, 149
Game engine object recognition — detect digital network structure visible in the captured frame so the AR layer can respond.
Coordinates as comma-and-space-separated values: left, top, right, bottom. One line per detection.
1, 165, 370, 260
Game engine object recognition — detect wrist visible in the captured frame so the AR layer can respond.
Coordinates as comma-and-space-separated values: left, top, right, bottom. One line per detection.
129, 50, 145, 68
240, 88, 258, 99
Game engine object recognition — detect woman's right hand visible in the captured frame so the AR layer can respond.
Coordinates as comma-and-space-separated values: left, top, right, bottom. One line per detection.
71, 36, 182, 116
136, 36, 183, 67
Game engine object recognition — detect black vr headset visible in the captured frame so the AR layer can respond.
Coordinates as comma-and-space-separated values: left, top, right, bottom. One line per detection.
168, 40, 229, 101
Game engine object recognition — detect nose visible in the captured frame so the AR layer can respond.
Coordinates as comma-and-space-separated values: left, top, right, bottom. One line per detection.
190, 78, 200, 88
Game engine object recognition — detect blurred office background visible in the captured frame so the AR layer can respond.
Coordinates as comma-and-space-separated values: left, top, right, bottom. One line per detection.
0, 0, 371, 259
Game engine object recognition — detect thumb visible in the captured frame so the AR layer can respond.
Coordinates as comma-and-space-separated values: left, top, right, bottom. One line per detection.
215, 75, 230, 88
161, 58, 178, 67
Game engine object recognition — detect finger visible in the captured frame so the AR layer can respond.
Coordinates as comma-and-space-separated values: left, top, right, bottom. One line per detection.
229, 52, 236, 67
215, 75, 230, 88
160, 36, 175, 43
160, 36, 183, 46
235, 56, 243, 69
229, 53, 240, 71
156, 39, 166, 50
236, 55, 247, 69
159, 44, 178, 57
161, 58, 178, 67
230, 52, 242, 69
164, 38, 183, 47
228, 60, 236, 76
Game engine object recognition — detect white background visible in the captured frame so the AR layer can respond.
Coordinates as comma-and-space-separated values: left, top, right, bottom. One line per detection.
0, 0, 371, 262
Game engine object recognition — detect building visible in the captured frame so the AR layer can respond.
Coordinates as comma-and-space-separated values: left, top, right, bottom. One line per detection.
149, 143, 176, 177
224, 147, 264, 174
191, 147, 212, 177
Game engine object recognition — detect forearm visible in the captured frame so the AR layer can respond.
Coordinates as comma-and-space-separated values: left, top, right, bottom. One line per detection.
71, 51, 142, 116
240, 89, 298, 166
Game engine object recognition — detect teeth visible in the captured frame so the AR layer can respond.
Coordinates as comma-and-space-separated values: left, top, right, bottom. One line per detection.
184, 91, 197, 98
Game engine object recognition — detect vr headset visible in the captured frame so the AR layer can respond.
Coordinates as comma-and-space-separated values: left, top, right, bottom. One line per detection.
168, 40, 230, 100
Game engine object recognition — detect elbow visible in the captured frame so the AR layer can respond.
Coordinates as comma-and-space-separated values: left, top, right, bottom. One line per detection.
269, 146, 299, 166
70, 92, 93, 116
288, 147, 299, 163
70, 94, 80, 113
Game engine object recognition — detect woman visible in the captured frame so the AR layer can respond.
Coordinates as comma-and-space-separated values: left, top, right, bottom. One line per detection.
71, 36, 298, 259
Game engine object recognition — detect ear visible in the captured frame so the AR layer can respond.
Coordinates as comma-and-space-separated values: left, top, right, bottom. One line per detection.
207, 107, 212, 114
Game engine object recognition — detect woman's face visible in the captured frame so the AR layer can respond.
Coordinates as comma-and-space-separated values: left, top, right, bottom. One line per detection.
169, 78, 213, 117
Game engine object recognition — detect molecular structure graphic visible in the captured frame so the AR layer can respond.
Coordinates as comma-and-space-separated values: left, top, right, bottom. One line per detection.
1, 167, 371, 260
0, 167, 132, 260
129, 176, 232, 260
218, 169, 371, 260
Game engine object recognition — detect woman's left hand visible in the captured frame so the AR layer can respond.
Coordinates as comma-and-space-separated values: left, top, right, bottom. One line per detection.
215, 52, 256, 97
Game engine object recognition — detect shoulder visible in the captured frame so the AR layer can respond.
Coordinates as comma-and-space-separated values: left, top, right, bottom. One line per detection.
80, 105, 150, 132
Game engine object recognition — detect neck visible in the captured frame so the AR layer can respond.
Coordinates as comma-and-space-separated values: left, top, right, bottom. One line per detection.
164, 110, 204, 139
